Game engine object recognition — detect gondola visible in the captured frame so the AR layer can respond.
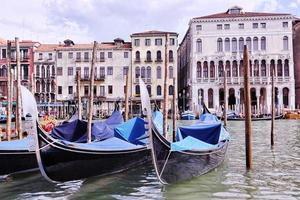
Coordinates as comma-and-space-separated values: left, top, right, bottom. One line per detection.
149, 103, 230, 184
218, 112, 284, 121
181, 110, 196, 120
35, 110, 151, 182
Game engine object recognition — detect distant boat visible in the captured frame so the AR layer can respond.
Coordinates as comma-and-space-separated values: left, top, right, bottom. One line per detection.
181, 110, 196, 120
217, 111, 284, 121
35, 111, 151, 182
149, 106, 230, 184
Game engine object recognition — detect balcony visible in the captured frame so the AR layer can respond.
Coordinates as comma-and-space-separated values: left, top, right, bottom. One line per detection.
99, 58, 105, 62
80, 75, 105, 82
155, 59, 163, 63
169, 58, 174, 62
135, 78, 151, 84
134, 58, 141, 63
75, 58, 81, 62
145, 59, 152, 63
83, 58, 89, 62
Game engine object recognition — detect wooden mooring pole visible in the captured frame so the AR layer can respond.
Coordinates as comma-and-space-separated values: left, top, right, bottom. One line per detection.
76, 71, 82, 120
243, 45, 252, 170
15, 37, 22, 139
163, 33, 169, 138
271, 68, 275, 147
172, 77, 176, 142
87, 41, 97, 143
124, 73, 129, 121
6, 40, 12, 141
223, 69, 228, 126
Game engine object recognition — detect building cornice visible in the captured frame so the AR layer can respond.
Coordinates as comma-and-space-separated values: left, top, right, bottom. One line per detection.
192, 15, 294, 23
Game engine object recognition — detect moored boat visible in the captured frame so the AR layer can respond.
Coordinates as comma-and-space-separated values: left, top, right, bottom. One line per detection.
181, 110, 196, 120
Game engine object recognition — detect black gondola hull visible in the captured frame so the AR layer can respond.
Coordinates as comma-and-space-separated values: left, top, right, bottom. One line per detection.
36, 126, 151, 182
151, 127, 228, 184
0, 151, 37, 175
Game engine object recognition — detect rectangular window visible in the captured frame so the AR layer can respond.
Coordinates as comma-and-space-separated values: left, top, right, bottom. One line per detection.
58, 52, 62, 59
84, 52, 89, 60
217, 24, 222, 30
108, 52, 112, 58
261, 23, 266, 28
100, 86, 105, 96
253, 23, 258, 29
84, 86, 89, 96
145, 39, 151, 46
283, 22, 288, 28
48, 53, 52, 60
170, 38, 175, 46
123, 66, 129, 76
155, 38, 162, 46
84, 67, 89, 79
238, 23, 244, 29
58, 86, 62, 94
93, 85, 97, 96
99, 67, 105, 77
108, 85, 113, 94
124, 52, 129, 58
1, 49, 6, 59
224, 24, 230, 30
100, 52, 105, 61
76, 52, 81, 60
68, 67, 73, 76
134, 39, 140, 47
68, 86, 73, 95
68, 52, 73, 59
107, 66, 113, 75
57, 67, 63, 76
76, 67, 81, 75
196, 25, 202, 31
38, 53, 42, 60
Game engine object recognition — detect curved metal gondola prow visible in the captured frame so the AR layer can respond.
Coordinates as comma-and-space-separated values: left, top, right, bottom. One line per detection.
113, 100, 121, 112
202, 103, 211, 114
34, 122, 59, 183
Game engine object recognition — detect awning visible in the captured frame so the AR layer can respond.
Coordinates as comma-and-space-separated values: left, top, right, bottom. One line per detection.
2, 102, 17, 106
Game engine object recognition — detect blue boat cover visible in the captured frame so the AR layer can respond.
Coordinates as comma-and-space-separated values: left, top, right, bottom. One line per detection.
152, 111, 163, 135
51, 111, 124, 143
199, 113, 219, 122
171, 136, 219, 151
0, 137, 34, 151
114, 117, 146, 145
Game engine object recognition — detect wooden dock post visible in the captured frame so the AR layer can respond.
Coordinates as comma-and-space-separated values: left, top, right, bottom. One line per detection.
223, 69, 228, 126
6, 40, 12, 141
163, 33, 169, 138
124, 73, 129, 121
76, 70, 82, 120
87, 41, 97, 143
271, 68, 275, 147
15, 37, 23, 139
243, 45, 252, 170
172, 77, 176, 142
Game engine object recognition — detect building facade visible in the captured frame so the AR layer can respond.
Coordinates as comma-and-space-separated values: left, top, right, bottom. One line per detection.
293, 19, 300, 108
130, 31, 178, 113
179, 6, 296, 113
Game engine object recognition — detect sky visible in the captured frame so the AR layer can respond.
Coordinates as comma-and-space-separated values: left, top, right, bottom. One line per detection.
0, 0, 299, 44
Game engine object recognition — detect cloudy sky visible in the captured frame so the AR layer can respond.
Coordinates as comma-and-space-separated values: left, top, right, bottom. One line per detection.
0, 0, 299, 44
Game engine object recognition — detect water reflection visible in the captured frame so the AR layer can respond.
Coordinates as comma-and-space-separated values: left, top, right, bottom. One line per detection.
0, 120, 299, 200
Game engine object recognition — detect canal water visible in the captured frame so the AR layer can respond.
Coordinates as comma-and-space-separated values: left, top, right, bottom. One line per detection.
0, 120, 299, 199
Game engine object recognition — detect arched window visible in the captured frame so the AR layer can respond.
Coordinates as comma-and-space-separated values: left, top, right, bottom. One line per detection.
135, 66, 140, 78
157, 85, 162, 96
52, 65, 55, 76
232, 38, 237, 52
196, 39, 202, 53
283, 87, 289, 107
47, 65, 50, 77
42, 65, 45, 78
283, 36, 288, 50
157, 66, 161, 79
203, 61, 208, 78
239, 60, 243, 77
169, 66, 173, 79
284, 59, 289, 76
169, 85, 174, 95
254, 60, 259, 76
146, 51, 151, 61
277, 60, 283, 77
2, 66, 7, 77
232, 60, 238, 77
36, 65, 40, 76
36, 81, 40, 93
239, 37, 244, 52
246, 37, 252, 51
253, 37, 258, 51
146, 66, 151, 78
156, 51, 161, 61
197, 62, 202, 78
46, 81, 50, 93
217, 38, 223, 52
261, 60, 266, 76
51, 80, 55, 93
169, 50, 173, 62
141, 67, 146, 78
225, 38, 230, 52
261, 37, 266, 51
218, 61, 224, 77
135, 51, 140, 61
226, 61, 231, 77
41, 80, 45, 93
135, 85, 140, 95
270, 60, 275, 76
147, 85, 151, 96
210, 61, 215, 78
208, 88, 214, 108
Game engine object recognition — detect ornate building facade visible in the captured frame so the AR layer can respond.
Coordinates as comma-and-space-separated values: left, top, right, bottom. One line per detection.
178, 6, 296, 113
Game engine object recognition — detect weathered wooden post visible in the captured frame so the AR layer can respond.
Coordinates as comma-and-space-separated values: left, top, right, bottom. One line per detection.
243, 45, 252, 169
124, 73, 129, 121
271, 68, 275, 147
15, 37, 23, 139
224, 69, 228, 126
6, 40, 12, 141
163, 33, 169, 138
172, 77, 176, 142
87, 41, 97, 143
76, 70, 82, 120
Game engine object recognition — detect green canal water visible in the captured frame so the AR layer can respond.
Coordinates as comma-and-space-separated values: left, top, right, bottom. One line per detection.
0, 120, 299, 200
